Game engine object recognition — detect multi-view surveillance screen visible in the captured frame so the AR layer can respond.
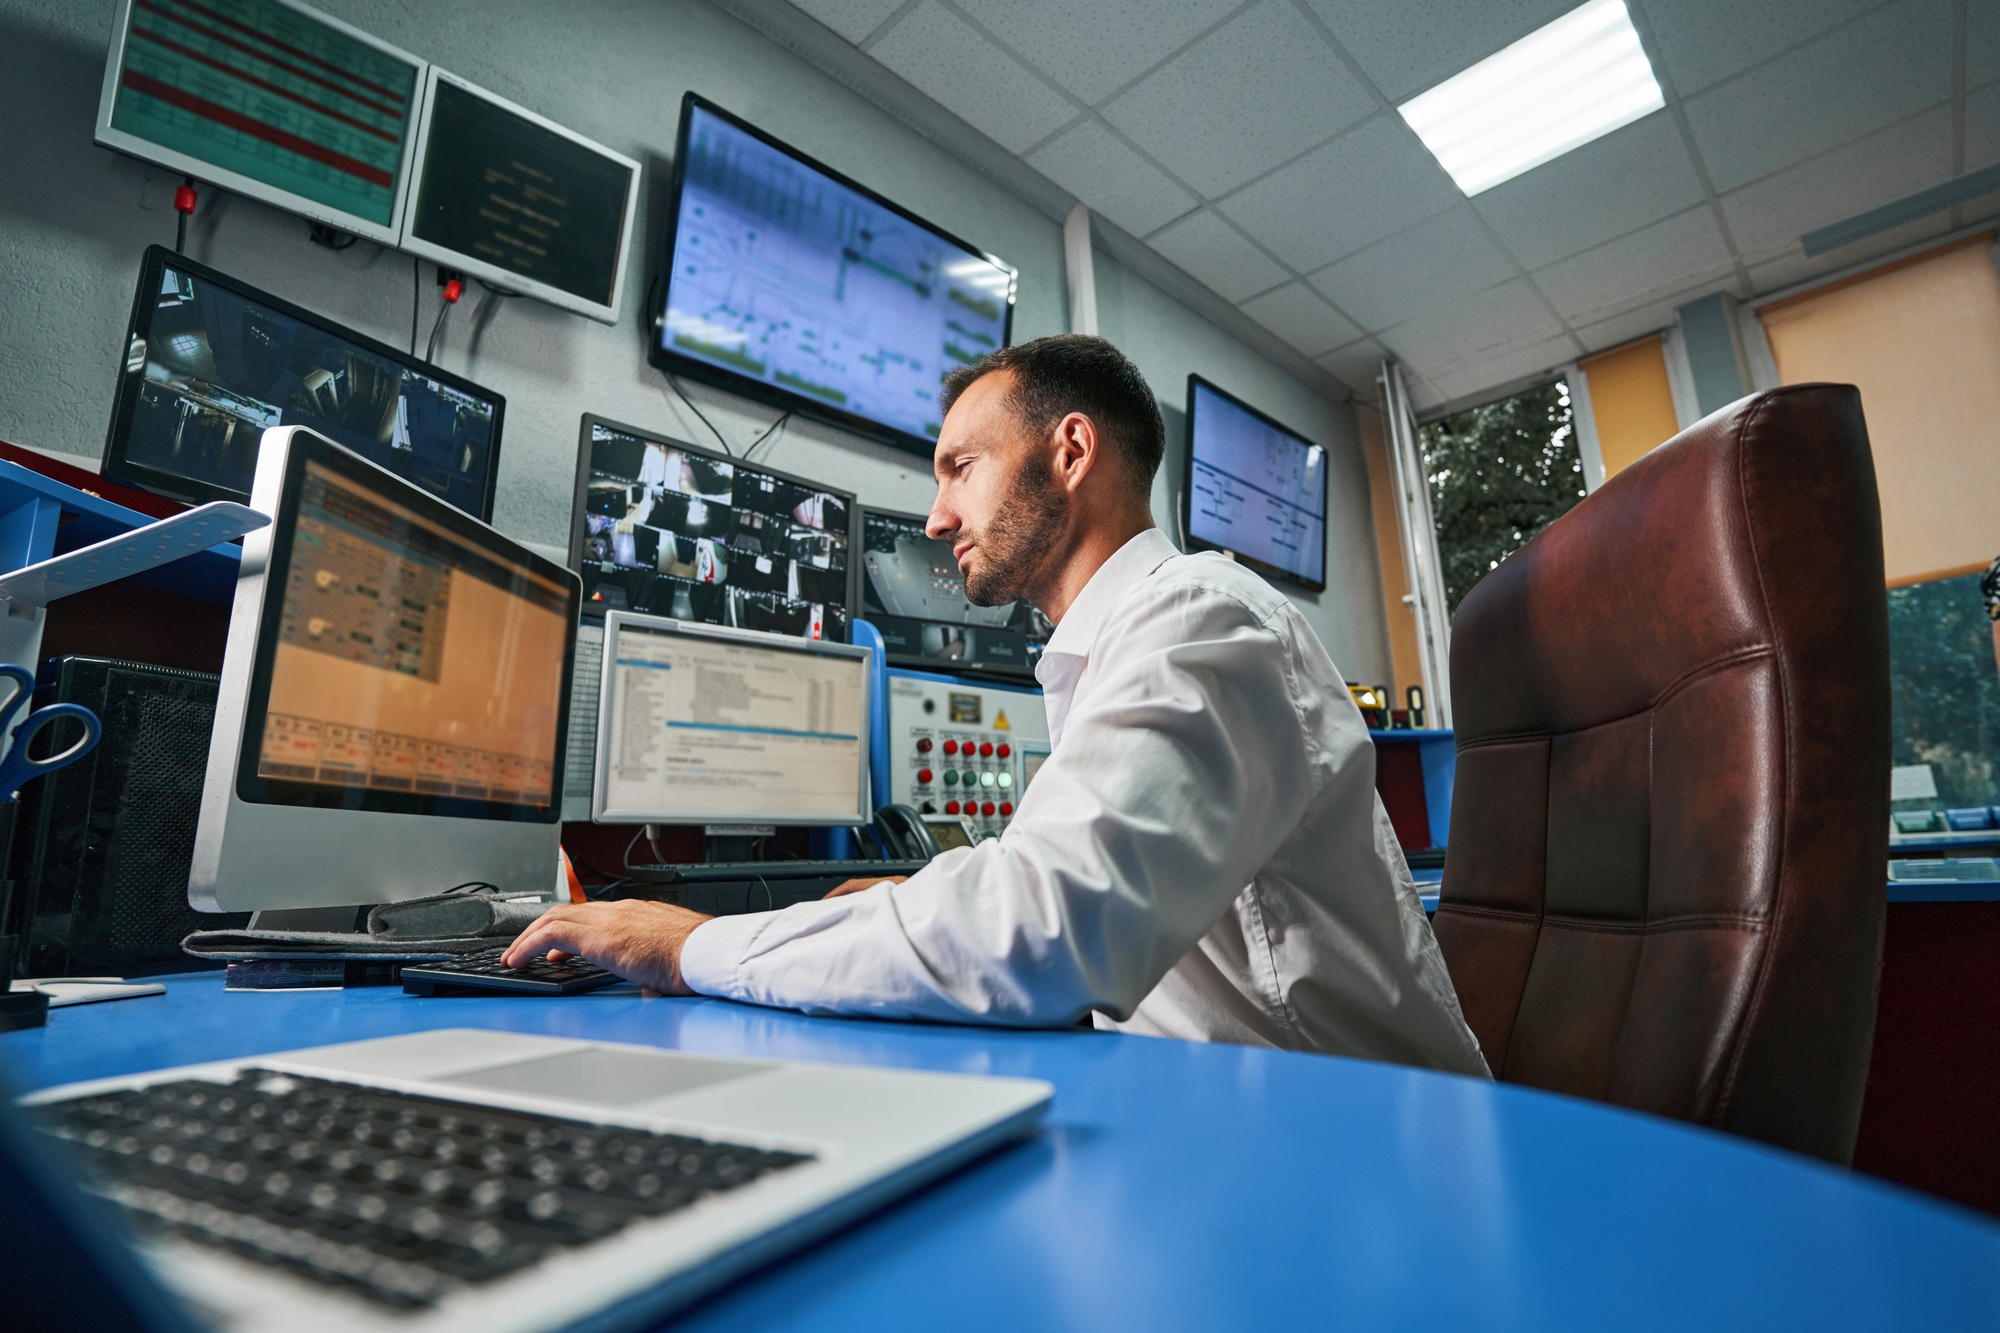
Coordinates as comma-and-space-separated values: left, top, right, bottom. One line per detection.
104, 248, 502, 519
572, 417, 852, 641
859, 508, 1049, 679
654, 96, 1016, 449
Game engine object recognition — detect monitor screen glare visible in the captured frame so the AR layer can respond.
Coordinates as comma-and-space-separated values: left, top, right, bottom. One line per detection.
1186, 378, 1328, 589
658, 99, 1015, 447
112, 253, 501, 516
577, 420, 851, 641
859, 508, 1048, 677
251, 457, 571, 815
597, 617, 868, 825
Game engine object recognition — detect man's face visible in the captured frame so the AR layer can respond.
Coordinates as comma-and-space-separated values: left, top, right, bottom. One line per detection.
928, 372, 1067, 608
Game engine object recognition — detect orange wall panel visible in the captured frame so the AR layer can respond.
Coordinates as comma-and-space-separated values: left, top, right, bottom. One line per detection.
1579, 336, 1681, 480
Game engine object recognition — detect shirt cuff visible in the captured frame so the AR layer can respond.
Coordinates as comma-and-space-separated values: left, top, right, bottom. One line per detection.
677, 912, 769, 998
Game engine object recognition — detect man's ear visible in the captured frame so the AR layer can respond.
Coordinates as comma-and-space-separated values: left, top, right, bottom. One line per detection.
1052, 411, 1098, 496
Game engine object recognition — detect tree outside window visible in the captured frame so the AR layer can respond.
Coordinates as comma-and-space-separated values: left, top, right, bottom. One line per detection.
1418, 380, 1588, 617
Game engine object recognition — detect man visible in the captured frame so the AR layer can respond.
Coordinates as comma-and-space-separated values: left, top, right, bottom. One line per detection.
508, 336, 1488, 1075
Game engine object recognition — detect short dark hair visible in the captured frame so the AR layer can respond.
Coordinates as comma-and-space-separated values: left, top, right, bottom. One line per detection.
939, 334, 1165, 497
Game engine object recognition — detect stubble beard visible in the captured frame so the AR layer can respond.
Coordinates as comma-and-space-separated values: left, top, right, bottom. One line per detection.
962, 455, 1067, 608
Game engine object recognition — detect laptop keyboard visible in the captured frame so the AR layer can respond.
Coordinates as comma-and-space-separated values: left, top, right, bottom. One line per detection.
31, 1069, 813, 1309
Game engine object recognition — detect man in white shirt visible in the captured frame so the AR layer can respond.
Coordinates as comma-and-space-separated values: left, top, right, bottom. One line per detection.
508, 336, 1488, 1075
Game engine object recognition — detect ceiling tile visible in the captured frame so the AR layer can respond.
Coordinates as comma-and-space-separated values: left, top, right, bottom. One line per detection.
789, 0, 907, 45
951, 0, 1240, 102
869, 1, 1077, 153
1531, 207, 1733, 324
1970, 0, 2000, 90
1316, 338, 1388, 394
1238, 282, 1363, 356
1682, 0, 1952, 192
1380, 278, 1563, 378
1219, 116, 1458, 271
1307, 208, 1513, 332
1472, 112, 1703, 270
1099, 1, 1376, 198
1404, 374, 1447, 412
1432, 333, 1578, 404
1717, 105, 1951, 264
1639, 0, 1877, 97
1146, 209, 1290, 301
1026, 120, 1197, 236
1302, 0, 1574, 102
1571, 302, 1676, 356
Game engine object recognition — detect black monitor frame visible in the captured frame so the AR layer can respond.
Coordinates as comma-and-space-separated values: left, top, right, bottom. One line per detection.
855, 503, 1047, 683
102, 245, 505, 520
567, 412, 859, 639
648, 93, 1017, 459
1180, 373, 1330, 594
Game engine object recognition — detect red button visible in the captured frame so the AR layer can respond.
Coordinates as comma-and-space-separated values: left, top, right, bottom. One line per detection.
981, 801, 996, 816
916, 737, 933, 753
979, 742, 994, 757
944, 800, 960, 814
996, 743, 1011, 758
943, 740, 959, 755
999, 802, 1013, 816
917, 768, 933, 784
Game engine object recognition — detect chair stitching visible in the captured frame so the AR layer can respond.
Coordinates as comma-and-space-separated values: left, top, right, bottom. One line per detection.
1454, 645, 1775, 754
1437, 903, 1765, 933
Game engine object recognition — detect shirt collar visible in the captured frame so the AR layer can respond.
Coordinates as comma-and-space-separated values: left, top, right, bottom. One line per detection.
1039, 527, 1181, 666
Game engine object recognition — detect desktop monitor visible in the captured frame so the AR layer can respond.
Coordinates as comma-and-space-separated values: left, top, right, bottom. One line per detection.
857, 505, 1050, 680
189, 426, 580, 913
93, 0, 426, 247
651, 94, 1017, 455
401, 69, 641, 324
569, 414, 854, 641
1182, 374, 1329, 592
592, 611, 872, 827
103, 246, 505, 519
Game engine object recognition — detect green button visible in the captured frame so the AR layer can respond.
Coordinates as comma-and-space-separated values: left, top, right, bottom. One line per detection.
943, 770, 958, 786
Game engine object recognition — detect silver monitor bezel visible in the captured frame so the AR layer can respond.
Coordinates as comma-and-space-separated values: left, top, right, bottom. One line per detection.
593, 611, 874, 828
189, 424, 580, 913
398, 67, 641, 325
92, 0, 426, 248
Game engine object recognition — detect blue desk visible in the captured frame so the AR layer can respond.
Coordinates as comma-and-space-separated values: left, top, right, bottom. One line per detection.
5, 975, 1997, 1330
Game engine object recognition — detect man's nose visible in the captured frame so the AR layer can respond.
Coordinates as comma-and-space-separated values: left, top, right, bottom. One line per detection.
925, 503, 955, 541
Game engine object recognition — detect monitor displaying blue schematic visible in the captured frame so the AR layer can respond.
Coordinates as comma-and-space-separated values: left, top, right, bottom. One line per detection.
1183, 375, 1328, 592
569, 415, 853, 641
93, 0, 425, 246
653, 95, 1016, 454
103, 247, 504, 519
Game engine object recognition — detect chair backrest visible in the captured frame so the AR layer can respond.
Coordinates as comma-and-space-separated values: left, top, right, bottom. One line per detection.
1434, 384, 1889, 1164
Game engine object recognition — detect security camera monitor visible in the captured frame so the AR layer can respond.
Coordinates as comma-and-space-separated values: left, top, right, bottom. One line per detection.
103, 246, 504, 519
568, 414, 854, 642
1182, 374, 1328, 592
858, 506, 1049, 680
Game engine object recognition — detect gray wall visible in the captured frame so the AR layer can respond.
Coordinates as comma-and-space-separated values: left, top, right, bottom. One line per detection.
0, 0, 1390, 681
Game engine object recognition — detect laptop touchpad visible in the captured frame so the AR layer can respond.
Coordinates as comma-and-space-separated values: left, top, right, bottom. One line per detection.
442, 1047, 771, 1106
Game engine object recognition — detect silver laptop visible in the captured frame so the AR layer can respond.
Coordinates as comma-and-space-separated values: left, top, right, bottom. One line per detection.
19, 1029, 1052, 1331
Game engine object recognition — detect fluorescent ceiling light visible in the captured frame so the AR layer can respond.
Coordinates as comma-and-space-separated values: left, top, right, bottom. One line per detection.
1397, 0, 1664, 196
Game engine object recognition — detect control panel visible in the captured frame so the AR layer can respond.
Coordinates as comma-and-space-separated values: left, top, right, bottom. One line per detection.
882, 672, 1049, 840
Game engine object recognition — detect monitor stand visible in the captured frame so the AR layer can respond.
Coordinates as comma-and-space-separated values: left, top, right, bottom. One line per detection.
702, 824, 777, 865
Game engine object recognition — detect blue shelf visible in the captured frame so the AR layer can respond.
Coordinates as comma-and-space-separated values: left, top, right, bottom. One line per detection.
0, 458, 239, 605
1368, 728, 1454, 739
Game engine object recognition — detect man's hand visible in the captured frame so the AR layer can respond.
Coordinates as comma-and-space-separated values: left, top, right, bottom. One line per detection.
502, 900, 713, 995
823, 874, 907, 900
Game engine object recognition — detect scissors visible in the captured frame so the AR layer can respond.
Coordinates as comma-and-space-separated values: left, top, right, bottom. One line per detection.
0, 664, 100, 803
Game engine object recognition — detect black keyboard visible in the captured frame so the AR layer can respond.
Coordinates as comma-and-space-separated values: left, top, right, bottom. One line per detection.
30, 1069, 812, 1309
401, 945, 622, 997
619, 858, 928, 917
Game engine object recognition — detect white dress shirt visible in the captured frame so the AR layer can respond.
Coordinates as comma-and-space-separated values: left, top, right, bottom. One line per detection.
680, 528, 1490, 1076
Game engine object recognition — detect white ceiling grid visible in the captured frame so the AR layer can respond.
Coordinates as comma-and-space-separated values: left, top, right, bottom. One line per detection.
786, 0, 2000, 411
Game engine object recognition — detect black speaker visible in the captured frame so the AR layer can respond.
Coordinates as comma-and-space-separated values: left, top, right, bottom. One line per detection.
11, 657, 247, 977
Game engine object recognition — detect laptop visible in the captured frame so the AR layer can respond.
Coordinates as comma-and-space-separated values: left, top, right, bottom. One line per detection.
6, 1028, 1052, 1331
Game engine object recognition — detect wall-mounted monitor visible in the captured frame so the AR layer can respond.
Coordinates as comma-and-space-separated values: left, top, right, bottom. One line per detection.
401, 69, 640, 324
93, 0, 424, 247
1182, 375, 1328, 592
652, 94, 1017, 455
569, 414, 854, 642
857, 506, 1049, 680
102, 246, 504, 520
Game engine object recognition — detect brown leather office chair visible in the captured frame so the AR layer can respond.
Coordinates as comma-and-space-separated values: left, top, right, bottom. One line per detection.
1433, 384, 1889, 1164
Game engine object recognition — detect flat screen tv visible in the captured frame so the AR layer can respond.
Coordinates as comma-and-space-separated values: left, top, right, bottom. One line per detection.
651, 94, 1016, 456
1182, 375, 1328, 592
857, 505, 1048, 680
